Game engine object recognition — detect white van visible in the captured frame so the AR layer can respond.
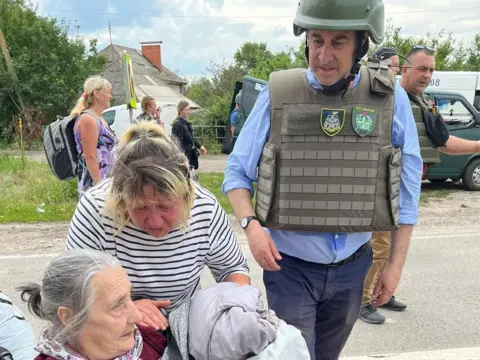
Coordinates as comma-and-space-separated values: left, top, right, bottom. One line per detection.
102, 102, 179, 140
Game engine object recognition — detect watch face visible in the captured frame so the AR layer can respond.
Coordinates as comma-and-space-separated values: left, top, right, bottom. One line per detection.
241, 218, 248, 228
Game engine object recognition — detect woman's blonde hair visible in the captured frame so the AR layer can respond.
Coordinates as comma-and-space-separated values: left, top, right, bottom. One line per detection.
141, 96, 155, 113
105, 121, 195, 232
70, 76, 111, 117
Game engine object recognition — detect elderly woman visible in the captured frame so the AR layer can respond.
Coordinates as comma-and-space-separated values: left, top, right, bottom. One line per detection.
17, 249, 167, 360
66, 121, 250, 331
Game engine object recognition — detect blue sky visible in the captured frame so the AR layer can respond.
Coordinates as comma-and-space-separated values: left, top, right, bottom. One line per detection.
34, 0, 480, 82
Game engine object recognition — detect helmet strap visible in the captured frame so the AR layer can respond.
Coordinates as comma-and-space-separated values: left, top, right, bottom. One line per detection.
304, 32, 369, 94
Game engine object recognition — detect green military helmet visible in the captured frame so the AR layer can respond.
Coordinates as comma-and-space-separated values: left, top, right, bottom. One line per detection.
293, 0, 385, 44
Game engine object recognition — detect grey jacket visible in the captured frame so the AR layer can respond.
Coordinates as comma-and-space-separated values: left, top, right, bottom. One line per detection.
188, 282, 310, 360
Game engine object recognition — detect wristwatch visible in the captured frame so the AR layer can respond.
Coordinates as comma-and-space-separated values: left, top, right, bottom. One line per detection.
240, 216, 259, 230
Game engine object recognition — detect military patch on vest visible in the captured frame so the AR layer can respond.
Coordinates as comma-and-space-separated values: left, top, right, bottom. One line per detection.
320, 109, 345, 136
352, 106, 377, 137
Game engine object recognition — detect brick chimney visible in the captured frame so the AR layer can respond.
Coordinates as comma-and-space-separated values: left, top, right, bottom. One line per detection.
140, 41, 163, 71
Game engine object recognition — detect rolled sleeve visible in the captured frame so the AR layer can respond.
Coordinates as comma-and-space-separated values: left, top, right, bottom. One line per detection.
222, 86, 271, 197
205, 201, 250, 282
392, 84, 423, 225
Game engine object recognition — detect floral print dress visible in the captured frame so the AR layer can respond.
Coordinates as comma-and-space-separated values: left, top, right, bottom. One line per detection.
73, 110, 118, 198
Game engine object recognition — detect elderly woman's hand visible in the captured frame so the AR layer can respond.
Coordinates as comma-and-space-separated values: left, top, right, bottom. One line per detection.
134, 299, 171, 331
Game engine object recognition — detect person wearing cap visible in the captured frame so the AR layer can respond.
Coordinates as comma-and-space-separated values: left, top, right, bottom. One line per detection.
359, 46, 407, 325
372, 46, 400, 75
222, 0, 422, 359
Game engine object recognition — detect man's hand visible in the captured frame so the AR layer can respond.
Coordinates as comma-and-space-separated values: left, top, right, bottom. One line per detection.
134, 299, 171, 331
371, 265, 402, 306
200, 145, 207, 155
245, 221, 282, 271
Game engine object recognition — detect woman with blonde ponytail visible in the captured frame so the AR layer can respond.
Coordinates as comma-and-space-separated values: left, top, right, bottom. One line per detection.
72, 75, 118, 198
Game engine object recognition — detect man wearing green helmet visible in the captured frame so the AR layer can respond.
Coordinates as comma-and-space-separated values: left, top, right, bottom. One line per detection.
222, 1, 423, 359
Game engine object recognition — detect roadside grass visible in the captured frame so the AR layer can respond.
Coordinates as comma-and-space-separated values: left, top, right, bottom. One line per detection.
0, 154, 455, 223
0, 156, 248, 223
197, 172, 257, 214
0, 155, 78, 223
419, 186, 454, 205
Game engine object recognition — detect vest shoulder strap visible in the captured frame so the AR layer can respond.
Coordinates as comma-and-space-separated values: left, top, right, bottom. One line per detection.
362, 59, 396, 95
269, 68, 306, 109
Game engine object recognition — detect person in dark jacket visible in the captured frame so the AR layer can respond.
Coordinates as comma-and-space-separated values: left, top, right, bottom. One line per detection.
171, 101, 207, 179
17, 249, 166, 360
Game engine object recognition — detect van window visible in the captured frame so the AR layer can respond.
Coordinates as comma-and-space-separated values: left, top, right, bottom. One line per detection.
474, 90, 480, 111
103, 110, 116, 125
435, 97, 474, 126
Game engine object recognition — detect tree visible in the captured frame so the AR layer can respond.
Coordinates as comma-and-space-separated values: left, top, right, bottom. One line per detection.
0, 0, 106, 144
368, 18, 480, 72
186, 41, 306, 128
234, 42, 272, 73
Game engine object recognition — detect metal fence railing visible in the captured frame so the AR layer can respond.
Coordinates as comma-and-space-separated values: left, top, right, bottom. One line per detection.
192, 120, 226, 143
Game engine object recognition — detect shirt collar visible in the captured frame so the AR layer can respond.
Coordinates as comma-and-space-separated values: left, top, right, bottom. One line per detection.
305, 67, 361, 90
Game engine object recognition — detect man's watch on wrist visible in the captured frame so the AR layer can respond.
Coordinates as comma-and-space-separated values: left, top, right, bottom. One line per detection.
240, 216, 259, 230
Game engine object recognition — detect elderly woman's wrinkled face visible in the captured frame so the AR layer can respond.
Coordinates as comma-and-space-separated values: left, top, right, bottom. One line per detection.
126, 184, 184, 238
76, 267, 142, 359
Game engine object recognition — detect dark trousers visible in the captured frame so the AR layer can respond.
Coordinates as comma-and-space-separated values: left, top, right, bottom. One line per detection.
263, 245, 372, 360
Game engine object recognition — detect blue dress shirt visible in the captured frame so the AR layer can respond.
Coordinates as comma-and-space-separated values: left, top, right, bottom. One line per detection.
222, 68, 422, 264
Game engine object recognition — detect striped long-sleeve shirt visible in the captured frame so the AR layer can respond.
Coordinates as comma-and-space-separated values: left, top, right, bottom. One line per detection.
66, 180, 250, 309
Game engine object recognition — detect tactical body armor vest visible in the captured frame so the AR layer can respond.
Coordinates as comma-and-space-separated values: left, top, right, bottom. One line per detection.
254, 62, 402, 233
409, 94, 441, 164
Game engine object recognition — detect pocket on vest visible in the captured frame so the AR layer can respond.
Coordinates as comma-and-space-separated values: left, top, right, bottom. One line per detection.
387, 147, 402, 227
255, 142, 276, 222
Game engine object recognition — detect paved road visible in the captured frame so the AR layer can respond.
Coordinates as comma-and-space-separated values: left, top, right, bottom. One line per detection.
1, 220, 479, 359
19, 150, 228, 173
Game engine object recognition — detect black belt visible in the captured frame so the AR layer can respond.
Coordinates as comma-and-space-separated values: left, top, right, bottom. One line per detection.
325, 241, 370, 268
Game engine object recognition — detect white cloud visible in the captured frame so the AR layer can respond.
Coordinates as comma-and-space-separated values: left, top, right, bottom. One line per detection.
106, 2, 117, 15
72, 0, 480, 79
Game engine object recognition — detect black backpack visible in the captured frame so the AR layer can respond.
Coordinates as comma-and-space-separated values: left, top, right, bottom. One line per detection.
42, 113, 79, 180
42, 109, 100, 180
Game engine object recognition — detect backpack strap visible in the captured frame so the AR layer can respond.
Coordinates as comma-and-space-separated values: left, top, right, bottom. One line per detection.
80, 109, 116, 136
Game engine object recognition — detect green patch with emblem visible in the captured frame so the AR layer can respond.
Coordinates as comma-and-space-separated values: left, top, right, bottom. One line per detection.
320, 109, 345, 136
352, 106, 377, 137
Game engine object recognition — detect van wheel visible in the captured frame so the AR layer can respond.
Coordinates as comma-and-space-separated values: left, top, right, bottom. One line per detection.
462, 158, 480, 191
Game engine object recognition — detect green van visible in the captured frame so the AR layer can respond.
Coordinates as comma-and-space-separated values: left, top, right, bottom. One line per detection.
423, 90, 480, 190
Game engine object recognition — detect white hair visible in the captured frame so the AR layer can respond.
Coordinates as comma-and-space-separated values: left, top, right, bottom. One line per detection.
17, 249, 121, 344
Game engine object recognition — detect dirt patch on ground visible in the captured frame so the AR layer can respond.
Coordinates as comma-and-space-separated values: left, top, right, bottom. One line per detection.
0, 223, 69, 255
418, 182, 480, 226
